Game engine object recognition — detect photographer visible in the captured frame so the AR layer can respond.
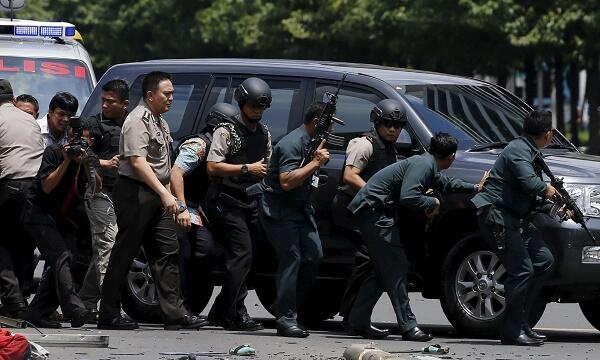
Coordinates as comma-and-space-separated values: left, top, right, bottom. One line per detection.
21, 119, 100, 328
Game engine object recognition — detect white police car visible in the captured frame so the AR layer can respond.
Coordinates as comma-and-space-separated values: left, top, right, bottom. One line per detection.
0, 18, 96, 116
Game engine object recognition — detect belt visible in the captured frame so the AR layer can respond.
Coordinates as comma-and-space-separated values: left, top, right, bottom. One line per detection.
0, 177, 34, 185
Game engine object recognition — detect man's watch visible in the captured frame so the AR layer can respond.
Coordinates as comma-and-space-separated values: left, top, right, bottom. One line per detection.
241, 164, 249, 175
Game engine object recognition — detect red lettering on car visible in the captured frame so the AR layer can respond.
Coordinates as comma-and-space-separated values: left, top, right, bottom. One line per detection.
74, 66, 86, 79
0, 60, 19, 72
23, 60, 35, 73
40, 62, 69, 76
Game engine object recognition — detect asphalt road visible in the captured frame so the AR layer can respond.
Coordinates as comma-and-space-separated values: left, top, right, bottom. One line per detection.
12, 289, 600, 360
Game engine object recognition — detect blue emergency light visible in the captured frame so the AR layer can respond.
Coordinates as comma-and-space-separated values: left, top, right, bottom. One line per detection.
0, 19, 77, 39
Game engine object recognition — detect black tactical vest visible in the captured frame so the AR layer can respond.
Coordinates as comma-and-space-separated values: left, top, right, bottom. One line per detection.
175, 133, 212, 205
214, 116, 269, 195
359, 128, 398, 181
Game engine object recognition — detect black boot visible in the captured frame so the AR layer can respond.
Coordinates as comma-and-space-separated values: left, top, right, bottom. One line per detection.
523, 326, 547, 341
402, 327, 433, 342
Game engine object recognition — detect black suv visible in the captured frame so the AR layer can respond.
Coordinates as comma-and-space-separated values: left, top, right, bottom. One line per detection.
80, 59, 600, 336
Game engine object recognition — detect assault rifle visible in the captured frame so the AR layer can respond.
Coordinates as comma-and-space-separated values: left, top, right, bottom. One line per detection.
533, 153, 598, 244
300, 74, 347, 167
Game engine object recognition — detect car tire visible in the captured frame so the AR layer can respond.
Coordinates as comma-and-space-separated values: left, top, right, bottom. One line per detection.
579, 300, 600, 331
122, 258, 213, 323
254, 277, 345, 328
440, 235, 546, 337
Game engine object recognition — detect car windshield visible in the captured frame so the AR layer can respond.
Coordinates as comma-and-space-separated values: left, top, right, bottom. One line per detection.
396, 83, 571, 150
0, 56, 93, 117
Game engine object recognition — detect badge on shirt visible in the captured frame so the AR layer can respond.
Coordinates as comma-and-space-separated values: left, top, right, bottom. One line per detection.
310, 173, 319, 188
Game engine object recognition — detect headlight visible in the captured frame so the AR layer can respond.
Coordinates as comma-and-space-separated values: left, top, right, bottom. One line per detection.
563, 184, 600, 218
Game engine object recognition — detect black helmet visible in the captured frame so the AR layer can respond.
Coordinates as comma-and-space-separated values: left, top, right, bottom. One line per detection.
234, 77, 272, 108
370, 99, 407, 124
205, 102, 239, 131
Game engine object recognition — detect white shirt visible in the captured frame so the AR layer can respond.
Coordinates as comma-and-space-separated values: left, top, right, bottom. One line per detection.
37, 114, 68, 148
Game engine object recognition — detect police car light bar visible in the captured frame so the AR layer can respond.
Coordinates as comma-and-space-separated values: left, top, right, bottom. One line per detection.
0, 19, 76, 38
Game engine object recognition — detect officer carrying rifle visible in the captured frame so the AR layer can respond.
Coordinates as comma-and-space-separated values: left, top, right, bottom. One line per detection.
251, 76, 346, 338
472, 110, 574, 346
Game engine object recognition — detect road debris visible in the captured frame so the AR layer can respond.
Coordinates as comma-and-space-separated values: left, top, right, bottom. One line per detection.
229, 344, 256, 356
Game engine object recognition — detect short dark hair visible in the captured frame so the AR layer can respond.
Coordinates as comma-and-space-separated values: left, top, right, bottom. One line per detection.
523, 110, 552, 137
428, 132, 458, 159
16, 94, 39, 113
102, 79, 129, 101
142, 71, 172, 97
49, 92, 78, 114
304, 101, 326, 124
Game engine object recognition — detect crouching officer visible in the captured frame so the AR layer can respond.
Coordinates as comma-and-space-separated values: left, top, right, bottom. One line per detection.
205, 77, 273, 331
346, 133, 485, 341
471, 110, 572, 346
336, 99, 407, 328
99, 71, 206, 330
171, 103, 239, 314
251, 101, 339, 337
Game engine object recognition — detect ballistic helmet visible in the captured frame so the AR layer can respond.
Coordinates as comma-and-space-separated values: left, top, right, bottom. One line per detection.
205, 102, 240, 131
234, 77, 272, 108
370, 99, 408, 124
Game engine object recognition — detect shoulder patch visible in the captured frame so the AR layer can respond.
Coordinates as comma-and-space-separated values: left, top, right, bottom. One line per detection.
141, 110, 152, 123
364, 135, 374, 144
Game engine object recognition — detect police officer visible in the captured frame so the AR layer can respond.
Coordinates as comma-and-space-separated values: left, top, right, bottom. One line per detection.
98, 71, 205, 330
254, 101, 336, 337
205, 77, 272, 331
0, 80, 43, 319
346, 133, 485, 341
79, 79, 129, 314
171, 103, 239, 314
471, 110, 571, 346
336, 99, 407, 328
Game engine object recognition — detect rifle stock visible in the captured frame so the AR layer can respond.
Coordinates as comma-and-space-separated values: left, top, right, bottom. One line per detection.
533, 154, 598, 244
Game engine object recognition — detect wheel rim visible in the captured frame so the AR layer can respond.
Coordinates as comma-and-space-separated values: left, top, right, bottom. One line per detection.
128, 260, 159, 306
455, 250, 506, 321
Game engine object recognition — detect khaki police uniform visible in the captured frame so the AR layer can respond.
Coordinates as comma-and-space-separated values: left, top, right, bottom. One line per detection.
100, 101, 186, 323
0, 102, 44, 315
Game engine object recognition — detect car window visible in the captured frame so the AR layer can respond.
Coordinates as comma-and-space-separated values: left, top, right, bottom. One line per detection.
126, 74, 209, 136
0, 56, 94, 117
199, 77, 303, 142
315, 83, 382, 149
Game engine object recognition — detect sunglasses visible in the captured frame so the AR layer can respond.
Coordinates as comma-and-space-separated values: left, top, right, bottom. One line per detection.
381, 121, 403, 129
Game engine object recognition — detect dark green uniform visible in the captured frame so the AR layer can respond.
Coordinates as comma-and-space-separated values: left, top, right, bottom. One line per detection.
471, 135, 554, 340
256, 126, 323, 329
347, 153, 476, 332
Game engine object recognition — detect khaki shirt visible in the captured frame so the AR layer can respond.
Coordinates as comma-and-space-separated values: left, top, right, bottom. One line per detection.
118, 101, 173, 185
207, 121, 272, 163
0, 103, 44, 179
345, 136, 374, 170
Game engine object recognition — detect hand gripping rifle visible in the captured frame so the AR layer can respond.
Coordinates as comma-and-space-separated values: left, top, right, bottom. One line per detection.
533, 153, 598, 244
300, 74, 347, 167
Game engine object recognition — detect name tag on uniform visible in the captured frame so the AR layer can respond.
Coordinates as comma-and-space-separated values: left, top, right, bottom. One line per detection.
189, 208, 203, 226
310, 174, 319, 188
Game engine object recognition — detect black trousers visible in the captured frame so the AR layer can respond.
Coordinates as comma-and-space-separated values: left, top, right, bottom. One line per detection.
347, 208, 417, 333
206, 197, 260, 321
23, 221, 85, 319
0, 179, 35, 314
99, 176, 185, 322
478, 208, 554, 339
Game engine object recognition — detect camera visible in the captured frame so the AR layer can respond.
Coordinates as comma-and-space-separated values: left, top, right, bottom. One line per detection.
66, 116, 89, 157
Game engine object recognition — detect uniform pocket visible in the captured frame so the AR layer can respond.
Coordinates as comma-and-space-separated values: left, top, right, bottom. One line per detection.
147, 137, 166, 159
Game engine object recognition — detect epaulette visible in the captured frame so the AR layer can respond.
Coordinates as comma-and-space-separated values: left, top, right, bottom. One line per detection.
141, 110, 152, 123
